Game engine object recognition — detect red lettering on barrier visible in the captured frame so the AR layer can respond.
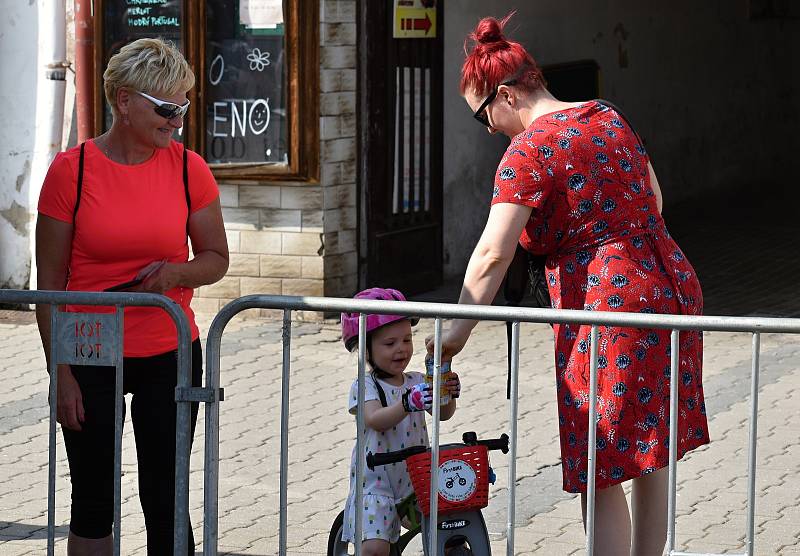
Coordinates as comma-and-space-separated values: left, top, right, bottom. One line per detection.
72, 319, 106, 359
75, 320, 102, 338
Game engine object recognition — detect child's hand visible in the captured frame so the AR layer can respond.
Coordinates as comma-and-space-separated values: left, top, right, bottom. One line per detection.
402, 383, 432, 412
445, 372, 461, 399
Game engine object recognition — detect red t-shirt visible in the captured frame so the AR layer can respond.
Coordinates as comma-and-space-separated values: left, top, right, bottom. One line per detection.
38, 139, 219, 357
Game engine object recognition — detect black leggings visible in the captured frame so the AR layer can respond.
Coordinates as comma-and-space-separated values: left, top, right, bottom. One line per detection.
62, 340, 203, 555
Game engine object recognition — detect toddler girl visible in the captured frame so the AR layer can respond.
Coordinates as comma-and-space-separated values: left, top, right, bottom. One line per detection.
340, 287, 460, 555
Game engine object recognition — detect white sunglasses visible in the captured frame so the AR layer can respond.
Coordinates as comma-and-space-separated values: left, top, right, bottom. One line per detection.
136, 90, 191, 120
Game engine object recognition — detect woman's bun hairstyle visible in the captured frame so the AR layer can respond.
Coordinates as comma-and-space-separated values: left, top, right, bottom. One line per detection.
472, 15, 506, 45
460, 12, 545, 97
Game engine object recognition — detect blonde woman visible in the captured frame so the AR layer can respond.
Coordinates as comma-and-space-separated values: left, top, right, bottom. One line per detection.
36, 38, 228, 555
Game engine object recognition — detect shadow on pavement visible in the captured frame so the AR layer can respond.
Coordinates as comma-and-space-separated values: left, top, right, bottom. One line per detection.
0, 521, 68, 540
668, 187, 800, 318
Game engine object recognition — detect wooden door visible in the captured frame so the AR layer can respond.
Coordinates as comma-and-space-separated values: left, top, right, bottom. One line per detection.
358, 1, 444, 295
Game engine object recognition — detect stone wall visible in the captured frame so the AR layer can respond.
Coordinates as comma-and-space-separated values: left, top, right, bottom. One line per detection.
319, 0, 359, 301
192, 0, 358, 317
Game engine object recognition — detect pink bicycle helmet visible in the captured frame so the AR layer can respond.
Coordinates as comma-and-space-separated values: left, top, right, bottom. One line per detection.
341, 287, 419, 351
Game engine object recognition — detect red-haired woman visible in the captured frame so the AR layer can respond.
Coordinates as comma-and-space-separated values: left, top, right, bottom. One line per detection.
426, 13, 708, 555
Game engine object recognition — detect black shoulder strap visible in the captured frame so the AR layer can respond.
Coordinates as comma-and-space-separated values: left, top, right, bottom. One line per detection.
595, 99, 644, 148
72, 142, 86, 225
72, 142, 191, 234
183, 145, 191, 235
372, 374, 389, 408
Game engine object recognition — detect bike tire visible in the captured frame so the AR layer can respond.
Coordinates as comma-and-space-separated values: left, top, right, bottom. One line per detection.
327, 510, 348, 556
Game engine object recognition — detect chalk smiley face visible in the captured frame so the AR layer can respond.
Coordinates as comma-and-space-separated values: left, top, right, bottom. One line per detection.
248, 98, 270, 135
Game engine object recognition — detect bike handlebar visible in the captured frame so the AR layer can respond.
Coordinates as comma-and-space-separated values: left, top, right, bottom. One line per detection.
367, 446, 426, 470
366, 432, 509, 470
475, 433, 509, 454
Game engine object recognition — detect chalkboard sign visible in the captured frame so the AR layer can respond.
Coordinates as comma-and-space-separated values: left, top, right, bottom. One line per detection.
205, 0, 288, 165
102, 0, 184, 132
104, 0, 182, 52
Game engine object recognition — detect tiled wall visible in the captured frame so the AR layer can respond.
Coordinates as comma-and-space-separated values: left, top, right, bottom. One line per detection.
192, 0, 358, 317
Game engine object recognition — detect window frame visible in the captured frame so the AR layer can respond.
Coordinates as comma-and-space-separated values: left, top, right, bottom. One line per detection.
92, 0, 319, 183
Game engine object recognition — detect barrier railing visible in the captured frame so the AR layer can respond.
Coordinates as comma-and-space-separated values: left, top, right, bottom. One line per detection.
0, 289, 195, 556
202, 294, 800, 556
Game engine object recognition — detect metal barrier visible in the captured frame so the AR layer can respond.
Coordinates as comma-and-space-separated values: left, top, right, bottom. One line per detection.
199, 294, 800, 555
0, 289, 196, 556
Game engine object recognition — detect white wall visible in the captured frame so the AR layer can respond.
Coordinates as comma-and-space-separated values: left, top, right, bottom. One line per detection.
442, 1, 800, 279
0, 3, 38, 289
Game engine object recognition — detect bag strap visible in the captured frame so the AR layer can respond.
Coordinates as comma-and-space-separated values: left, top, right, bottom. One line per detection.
73, 142, 192, 235
372, 373, 389, 408
72, 142, 86, 225
595, 99, 644, 148
183, 145, 191, 235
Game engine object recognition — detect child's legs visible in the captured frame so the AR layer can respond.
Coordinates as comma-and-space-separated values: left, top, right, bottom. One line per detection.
630, 467, 668, 556
343, 494, 402, 549
360, 539, 392, 556
580, 483, 631, 556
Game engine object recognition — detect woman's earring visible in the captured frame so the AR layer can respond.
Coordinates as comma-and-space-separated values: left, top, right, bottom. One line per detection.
123, 116, 130, 125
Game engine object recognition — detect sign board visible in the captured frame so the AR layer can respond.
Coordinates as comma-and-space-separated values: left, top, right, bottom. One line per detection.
111, 0, 181, 37
393, 0, 436, 39
102, 0, 184, 131
239, 0, 283, 29
438, 458, 477, 503
55, 312, 120, 367
205, 2, 287, 164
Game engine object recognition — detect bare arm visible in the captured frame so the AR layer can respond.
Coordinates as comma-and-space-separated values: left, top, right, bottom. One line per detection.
437, 397, 456, 421
35, 214, 72, 366
648, 161, 663, 214
362, 399, 410, 432
35, 214, 85, 430
428, 203, 532, 360
363, 398, 455, 430
137, 198, 229, 293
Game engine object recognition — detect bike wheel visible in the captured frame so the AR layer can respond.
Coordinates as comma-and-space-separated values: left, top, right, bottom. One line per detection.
444, 540, 474, 556
327, 510, 349, 556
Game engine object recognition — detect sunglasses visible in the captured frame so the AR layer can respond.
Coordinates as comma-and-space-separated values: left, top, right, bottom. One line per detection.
136, 90, 191, 120
473, 78, 518, 127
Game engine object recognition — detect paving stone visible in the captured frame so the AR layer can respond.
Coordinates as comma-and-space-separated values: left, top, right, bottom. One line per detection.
2, 314, 800, 554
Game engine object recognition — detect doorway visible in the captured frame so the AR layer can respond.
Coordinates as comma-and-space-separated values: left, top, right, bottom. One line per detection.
358, 0, 444, 295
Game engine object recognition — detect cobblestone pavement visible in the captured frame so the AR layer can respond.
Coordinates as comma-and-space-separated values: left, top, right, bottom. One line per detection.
1, 309, 799, 555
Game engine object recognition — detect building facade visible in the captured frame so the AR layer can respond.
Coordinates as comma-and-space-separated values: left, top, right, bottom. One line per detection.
0, 0, 361, 319
2, 1, 798, 312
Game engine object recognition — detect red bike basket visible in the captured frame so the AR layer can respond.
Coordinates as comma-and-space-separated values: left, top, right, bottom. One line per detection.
406, 445, 489, 517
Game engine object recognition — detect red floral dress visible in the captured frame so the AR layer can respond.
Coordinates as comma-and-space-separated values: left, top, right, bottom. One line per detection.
492, 101, 709, 493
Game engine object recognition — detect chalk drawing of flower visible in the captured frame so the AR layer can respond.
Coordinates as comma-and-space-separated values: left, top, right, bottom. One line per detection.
246, 48, 271, 72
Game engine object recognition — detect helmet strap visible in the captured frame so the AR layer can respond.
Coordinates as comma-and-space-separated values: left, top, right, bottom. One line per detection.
365, 334, 393, 379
